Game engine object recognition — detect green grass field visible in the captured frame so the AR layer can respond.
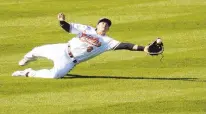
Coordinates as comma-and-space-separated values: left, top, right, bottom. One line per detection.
1, 0, 206, 113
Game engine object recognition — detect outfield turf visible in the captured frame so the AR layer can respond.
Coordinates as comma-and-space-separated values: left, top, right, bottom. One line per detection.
0, 0, 206, 114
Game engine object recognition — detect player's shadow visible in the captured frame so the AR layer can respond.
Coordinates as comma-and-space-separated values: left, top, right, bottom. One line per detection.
65, 74, 203, 82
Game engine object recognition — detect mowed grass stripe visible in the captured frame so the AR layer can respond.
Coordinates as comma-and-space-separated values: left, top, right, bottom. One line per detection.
1, 86, 205, 113
69, 100, 206, 114
1, 88, 204, 105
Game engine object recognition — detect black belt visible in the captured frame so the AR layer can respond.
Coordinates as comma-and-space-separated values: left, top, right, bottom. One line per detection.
68, 46, 77, 63
68, 52, 77, 63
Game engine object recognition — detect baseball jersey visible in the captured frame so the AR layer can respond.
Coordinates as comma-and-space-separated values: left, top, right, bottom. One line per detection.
67, 23, 120, 62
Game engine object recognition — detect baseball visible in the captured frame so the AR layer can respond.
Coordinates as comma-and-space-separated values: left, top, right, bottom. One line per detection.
156, 38, 162, 44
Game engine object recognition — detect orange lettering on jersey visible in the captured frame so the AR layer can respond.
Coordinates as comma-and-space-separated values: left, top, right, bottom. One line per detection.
80, 33, 101, 47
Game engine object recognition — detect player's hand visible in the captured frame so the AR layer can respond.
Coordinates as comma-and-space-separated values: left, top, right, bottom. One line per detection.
58, 13, 65, 21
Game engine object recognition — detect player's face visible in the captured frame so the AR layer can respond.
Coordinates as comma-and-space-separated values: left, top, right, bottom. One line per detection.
96, 22, 109, 34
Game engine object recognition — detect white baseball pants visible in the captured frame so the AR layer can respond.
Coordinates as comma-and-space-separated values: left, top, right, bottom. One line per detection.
24, 43, 76, 78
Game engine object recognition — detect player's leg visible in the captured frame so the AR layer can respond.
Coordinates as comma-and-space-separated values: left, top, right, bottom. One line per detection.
18, 49, 37, 66
12, 62, 75, 78
13, 56, 76, 78
20, 61, 75, 78
13, 43, 76, 78
18, 43, 67, 66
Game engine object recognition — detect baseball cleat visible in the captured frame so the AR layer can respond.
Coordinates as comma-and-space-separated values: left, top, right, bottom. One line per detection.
12, 68, 33, 77
12, 71, 25, 77
18, 58, 35, 66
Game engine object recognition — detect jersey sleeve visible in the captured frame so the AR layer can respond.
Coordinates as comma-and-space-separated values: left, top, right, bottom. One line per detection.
70, 23, 88, 34
106, 38, 121, 51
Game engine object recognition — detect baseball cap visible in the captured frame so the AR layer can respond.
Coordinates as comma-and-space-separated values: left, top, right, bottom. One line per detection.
97, 18, 112, 27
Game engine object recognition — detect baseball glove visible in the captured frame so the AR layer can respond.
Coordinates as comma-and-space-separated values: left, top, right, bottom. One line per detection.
144, 38, 164, 56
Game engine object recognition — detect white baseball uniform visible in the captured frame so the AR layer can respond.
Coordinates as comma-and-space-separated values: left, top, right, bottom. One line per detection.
23, 23, 120, 78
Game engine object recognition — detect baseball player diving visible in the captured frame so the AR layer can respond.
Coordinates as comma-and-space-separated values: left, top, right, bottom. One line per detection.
12, 13, 164, 79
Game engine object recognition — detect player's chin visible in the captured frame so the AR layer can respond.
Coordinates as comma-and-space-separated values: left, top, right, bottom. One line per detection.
102, 28, 108, 32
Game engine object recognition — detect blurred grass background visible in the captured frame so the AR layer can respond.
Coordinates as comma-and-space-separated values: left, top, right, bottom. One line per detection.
0, 0, 206, 114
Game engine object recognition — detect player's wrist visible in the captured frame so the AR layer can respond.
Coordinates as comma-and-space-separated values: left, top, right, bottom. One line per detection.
144, 46, 149, 53
58, 18, 65, 21
132, 45, 145, 51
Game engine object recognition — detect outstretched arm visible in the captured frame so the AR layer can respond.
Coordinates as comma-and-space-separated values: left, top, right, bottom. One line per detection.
114, 42, 146, 52
58, 13, 71, 33
115, 38, 164, 56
